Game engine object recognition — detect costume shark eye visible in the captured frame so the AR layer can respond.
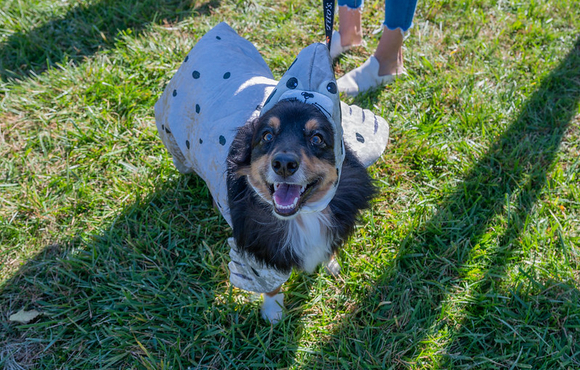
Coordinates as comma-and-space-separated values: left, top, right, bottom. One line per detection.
286, 77, 298, 89
326, 82, 337, 94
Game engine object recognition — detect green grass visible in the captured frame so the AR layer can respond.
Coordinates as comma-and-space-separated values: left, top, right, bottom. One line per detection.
1, 0, 579, 368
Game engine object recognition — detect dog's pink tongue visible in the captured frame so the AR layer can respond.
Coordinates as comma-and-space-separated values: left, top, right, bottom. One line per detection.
273, 183, 301, 208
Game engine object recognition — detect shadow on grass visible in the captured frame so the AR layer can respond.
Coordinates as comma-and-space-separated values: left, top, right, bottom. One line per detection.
0, 0, 220, 82
299, 38, 580, 368
1, 26, 578, 370
0, 173, 306, 368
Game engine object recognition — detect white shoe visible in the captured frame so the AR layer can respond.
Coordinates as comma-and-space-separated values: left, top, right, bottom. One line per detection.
329, 31, 366, 60
337, 55, 405, 96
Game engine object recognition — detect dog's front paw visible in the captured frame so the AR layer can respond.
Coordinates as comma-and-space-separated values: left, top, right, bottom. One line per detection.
261, 293, 284, 324
325, 258, 341, 276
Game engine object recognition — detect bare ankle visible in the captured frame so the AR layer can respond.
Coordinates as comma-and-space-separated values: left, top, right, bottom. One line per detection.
341, 34, 363, 48
338, 6, 363, 47
375, 49, 404, 76
374, 27, 405, 76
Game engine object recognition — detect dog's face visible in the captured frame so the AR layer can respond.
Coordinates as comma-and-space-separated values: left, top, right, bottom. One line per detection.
245, 101, 339, 218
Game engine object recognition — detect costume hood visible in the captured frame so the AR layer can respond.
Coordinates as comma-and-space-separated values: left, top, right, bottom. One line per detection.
260, 43, 345, 213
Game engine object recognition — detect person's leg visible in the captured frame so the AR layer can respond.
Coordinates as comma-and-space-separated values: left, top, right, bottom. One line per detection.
330, 0, 365, 59
374, 28, 405, 76
383, 0, 418, 33
374, 0, 417, 76
338, 1, 363, 47
337, 0, 418, 96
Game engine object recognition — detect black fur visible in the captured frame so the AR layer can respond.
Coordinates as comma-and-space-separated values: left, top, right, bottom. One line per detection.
226, 101, 377, 273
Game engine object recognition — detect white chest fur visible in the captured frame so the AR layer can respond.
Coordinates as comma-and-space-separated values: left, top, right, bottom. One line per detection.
284, 211, 333, 273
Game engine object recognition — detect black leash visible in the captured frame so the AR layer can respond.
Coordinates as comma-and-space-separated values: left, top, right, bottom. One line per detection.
323, 0, 335, 50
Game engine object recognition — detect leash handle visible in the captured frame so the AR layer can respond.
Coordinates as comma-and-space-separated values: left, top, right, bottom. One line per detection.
323, 0, 335, 50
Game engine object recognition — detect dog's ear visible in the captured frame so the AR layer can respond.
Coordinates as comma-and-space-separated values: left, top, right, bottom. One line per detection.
227, 119, 256, 178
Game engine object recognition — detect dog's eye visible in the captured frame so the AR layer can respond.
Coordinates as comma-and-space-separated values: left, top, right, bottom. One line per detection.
262, 132, 274, 142
310, 134, 324, 146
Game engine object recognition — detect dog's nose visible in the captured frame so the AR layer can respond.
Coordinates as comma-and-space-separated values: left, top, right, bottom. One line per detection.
272, 153, 299, 177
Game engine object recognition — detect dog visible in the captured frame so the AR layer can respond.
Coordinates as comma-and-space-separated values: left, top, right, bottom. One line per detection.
226, 99, 376, 322
154, 23, 390, 324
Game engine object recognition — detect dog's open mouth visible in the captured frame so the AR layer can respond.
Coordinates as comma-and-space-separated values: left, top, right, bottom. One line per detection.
269, 180, 319, 216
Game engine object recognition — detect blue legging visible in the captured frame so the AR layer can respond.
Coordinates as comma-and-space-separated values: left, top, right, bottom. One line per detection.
337, 0, 418, 33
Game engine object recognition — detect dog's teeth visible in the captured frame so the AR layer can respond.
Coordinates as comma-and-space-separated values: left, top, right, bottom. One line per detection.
277, 197, 299, 210
300, 185, 306, 193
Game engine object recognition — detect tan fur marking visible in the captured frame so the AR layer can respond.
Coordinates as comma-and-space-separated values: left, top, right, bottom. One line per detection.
299, 149, 338, 204
268, 116, 281, 132
304, 119, 321, 133
235, 166, 252, 177
248, 155, 272, 200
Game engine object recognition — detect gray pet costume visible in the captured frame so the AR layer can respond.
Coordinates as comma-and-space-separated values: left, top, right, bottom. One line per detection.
155, 23, 389, 293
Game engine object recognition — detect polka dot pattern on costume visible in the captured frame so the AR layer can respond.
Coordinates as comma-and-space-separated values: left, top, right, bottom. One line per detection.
186, 140, 190, 149
192, 70, 200, 79
184, 55, 189, 62
356, 133, 365, 143
219, 135, 226, 146
199, 138, 203, 144
223, 72, 231, 79
172, 89, 177, 97
196, 104, 201, 114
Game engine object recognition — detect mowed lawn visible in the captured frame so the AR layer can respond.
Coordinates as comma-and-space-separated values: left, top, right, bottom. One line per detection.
1, 0, 579, 368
